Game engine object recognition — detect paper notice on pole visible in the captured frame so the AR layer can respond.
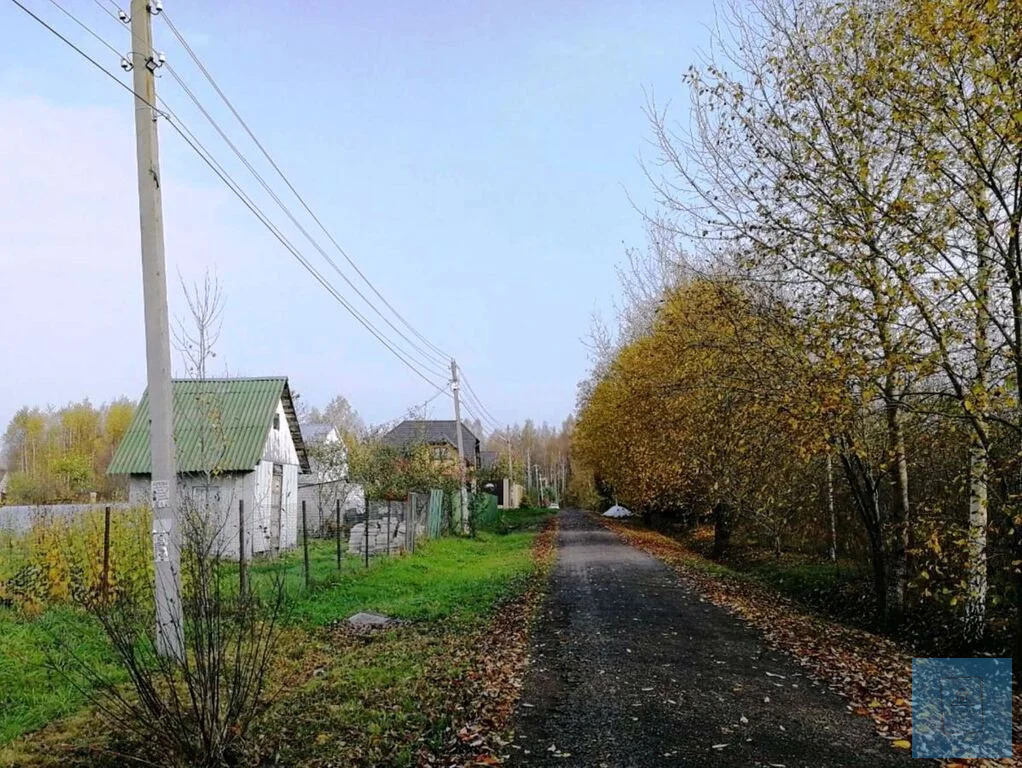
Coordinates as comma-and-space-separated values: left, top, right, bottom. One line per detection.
152, 518, 172, 563
152, 480, 170, 509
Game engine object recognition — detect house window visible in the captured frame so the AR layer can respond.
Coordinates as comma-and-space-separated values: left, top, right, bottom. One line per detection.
432, 446, 446, 460
273, 413, 280, 431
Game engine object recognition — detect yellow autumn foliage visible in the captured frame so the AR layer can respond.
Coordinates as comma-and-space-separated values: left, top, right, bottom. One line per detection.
575, 278, 833, 535
0, 507, 153, 612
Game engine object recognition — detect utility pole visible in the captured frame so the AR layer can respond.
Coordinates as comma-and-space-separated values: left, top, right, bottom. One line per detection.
131, 0, 182, 661
506, 426, 513, 481
450, 359, 468, 532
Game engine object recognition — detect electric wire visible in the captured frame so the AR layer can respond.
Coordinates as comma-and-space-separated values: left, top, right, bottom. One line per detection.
47, 0, 449, 379
160, 9, 453, 365
159, 61, 448, 378
461, 378, 501, 429
7, 0, 450, 394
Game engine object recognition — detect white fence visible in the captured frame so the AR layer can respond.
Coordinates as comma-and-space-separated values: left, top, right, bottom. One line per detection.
0, 503, 132, 534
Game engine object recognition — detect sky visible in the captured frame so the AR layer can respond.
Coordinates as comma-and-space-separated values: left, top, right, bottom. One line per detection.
0, 0, 719, 438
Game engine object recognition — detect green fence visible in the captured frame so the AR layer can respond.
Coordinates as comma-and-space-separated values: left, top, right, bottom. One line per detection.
427, 489, 444, 538
472, 492, 500, 531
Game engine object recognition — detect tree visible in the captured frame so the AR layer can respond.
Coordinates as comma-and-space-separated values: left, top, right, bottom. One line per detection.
322, 395, 364, 439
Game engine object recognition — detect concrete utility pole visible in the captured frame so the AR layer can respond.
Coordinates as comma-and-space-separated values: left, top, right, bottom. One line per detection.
506, 426, 513, 481
450, 359, 468, 532
131, 0, 183, 660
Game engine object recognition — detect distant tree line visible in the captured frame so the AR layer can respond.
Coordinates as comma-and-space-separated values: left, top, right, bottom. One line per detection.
2, 399, 135, 504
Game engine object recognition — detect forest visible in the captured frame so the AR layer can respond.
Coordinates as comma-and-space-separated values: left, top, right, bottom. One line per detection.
572, 0, 1022, 656
1, 399, 135, 503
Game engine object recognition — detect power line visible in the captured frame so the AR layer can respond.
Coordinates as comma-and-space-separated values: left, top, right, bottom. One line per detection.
57, 0, 447, 379
460, 370, 501, 428
53, 0, 501, 431
159, 62, 449, 378
375, 384, 452, 431
90, 0, 122, 24
159, 9, 452, 364
46, 0, 121, 58
7, 0, 450, 394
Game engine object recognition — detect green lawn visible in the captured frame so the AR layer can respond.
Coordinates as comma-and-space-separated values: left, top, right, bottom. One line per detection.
0, 528, 545, 759
0, 606, 123, 745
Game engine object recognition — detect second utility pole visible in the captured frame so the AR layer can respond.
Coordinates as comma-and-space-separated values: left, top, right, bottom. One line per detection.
450, 359, 468, 532
131, 0, 183, 660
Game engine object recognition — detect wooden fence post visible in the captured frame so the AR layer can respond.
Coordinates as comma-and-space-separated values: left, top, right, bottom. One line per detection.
302, 499, 310, 589
239, 499, 247, 597
335, 497, 342, 570
102, 505, 111, 597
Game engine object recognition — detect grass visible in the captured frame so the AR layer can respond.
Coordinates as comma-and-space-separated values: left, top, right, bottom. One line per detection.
0, 526, 547, 765
492, 506, 556, 532
0, 606, 123, 745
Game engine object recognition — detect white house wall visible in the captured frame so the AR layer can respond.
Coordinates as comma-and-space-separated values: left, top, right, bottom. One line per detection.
252, 460, 273, 554
263, 399, 300, 466
281, 462, 299, 550
129, 473, 251, 559
125, 397, 303, 560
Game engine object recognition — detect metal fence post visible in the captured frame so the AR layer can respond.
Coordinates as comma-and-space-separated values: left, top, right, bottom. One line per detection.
102, 505, 111, 597
238, 499, 248, 597
335, 497, 342, 570
302, 499, 311, 589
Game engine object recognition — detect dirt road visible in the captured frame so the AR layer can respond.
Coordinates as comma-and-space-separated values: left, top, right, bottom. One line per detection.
509, 509, 921, 767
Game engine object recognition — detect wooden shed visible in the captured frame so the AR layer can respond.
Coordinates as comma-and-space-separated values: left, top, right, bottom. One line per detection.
108, 377, 311, 559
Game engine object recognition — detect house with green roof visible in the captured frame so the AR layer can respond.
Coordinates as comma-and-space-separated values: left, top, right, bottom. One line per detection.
108, 377, 311, 559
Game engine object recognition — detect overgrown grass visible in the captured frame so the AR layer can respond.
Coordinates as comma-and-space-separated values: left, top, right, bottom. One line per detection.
0, 606, 123, 745
0, 528, 546, 764
635, 521, 880, 626
479, 506, 555, 535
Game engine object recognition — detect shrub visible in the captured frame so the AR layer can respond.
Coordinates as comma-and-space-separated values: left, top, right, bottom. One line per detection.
0, 508, 152, 612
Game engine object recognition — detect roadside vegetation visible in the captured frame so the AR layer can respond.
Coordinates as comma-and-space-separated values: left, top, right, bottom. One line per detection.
572, 0, 1022, 659
0, 508, 554, 766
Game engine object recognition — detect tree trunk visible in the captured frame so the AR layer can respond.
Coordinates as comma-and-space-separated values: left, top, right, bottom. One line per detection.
839, 445, 889, 623
827, 453, 837, 562
964, 210, 991, 648
963, 431, 988, 646
712, 503, 733, 560
885, 399, 910, 628
868, 524, 888, 624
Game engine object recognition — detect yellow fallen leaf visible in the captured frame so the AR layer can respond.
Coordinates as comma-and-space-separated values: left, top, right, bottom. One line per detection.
891, 739, 911, 749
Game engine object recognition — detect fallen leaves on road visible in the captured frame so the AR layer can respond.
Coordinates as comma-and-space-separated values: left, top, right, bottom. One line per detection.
600, 517, 1020, 768
424, 518, 558, 767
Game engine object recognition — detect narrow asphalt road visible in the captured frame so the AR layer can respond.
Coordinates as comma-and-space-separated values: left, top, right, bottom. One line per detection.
509, 509, 921, 767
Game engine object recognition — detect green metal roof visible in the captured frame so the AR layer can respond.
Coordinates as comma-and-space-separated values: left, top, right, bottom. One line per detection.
108, 377, 310, 475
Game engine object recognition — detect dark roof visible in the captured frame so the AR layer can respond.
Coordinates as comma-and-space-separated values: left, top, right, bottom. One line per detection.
108, 377, 311, 475
381, 420, 479, 453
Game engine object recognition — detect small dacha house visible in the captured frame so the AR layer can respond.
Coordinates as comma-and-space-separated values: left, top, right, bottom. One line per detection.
108, 377, 310, 559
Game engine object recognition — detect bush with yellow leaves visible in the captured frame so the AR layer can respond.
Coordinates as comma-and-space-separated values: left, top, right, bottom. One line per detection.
0, 507, 152, 612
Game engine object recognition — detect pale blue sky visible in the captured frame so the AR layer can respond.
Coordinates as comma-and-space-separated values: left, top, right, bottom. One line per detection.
0, 0, 717, 436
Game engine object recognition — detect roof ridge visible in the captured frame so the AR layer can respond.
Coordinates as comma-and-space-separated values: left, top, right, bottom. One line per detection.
169, 376, 287, 383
